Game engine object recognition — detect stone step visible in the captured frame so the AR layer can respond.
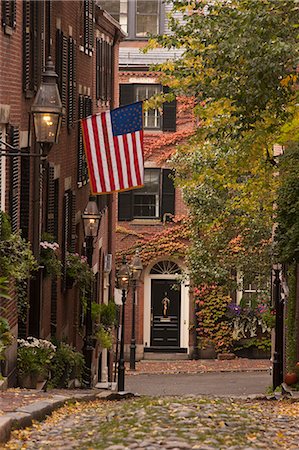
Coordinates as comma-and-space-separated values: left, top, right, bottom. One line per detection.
143, 352, 189, 361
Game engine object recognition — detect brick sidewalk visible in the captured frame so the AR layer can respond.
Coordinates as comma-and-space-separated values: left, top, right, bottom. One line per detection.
0, 358, 270, 415
127, 358, 271, 375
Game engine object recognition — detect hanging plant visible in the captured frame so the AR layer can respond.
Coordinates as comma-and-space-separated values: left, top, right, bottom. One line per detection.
66, 253, 95, 313
40, 233, 62, 277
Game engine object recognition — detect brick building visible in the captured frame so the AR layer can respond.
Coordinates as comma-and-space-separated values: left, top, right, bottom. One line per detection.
0, 0, 123, 385
100, 0, 196, 360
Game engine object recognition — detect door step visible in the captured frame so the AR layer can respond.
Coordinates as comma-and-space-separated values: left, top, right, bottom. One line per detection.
143, 348, 188, 360
143, 353, 189, 360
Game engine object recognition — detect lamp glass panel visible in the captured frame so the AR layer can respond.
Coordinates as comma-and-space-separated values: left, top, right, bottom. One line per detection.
33, 113, 60, 143
83, 217, 100, 237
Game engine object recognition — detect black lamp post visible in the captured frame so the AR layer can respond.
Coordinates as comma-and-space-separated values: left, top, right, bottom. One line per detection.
29, 56, 63, 337
117, 256, 130, 392
81, 196, 102, 387
272, 263, 284, 390
130, 250, 143, 370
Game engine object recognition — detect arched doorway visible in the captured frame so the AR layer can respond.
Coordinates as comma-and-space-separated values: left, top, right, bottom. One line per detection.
143, 260, 189, 355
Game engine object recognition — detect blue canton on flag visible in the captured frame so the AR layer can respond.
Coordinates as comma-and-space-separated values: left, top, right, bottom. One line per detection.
111, 102, 143, 136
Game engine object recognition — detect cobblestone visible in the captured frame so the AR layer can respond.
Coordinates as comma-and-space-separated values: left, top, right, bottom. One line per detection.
2, 395, 299, 449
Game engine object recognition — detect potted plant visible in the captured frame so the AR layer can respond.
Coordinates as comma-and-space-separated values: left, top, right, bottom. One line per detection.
40, 233, 61, 277
17, 337, 56, 389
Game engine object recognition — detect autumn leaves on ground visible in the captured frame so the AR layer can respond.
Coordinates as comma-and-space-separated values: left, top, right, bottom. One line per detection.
3, 397, 299, 450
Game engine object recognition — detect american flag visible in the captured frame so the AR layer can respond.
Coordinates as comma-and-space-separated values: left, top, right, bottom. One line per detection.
81, 102, 144, 194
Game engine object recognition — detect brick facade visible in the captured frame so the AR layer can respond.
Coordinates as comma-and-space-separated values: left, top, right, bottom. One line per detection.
0, 0, 123, 385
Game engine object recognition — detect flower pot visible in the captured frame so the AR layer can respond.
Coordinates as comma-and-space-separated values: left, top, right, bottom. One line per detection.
284, 372, 298, 386
18, 372, 48, 389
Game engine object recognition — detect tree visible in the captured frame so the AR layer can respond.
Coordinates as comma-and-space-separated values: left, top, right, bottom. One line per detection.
147, 0, 299, 288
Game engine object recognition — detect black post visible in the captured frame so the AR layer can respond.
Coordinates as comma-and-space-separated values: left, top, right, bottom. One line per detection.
83, 235, 94, 388
130, 279, 137, 370
273, 267, 284, 390
118, 288, 126, 391
29, 143, 43, 337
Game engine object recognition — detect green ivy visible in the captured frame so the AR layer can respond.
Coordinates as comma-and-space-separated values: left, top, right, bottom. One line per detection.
234, 337, 271, 352
286, 264, 297, 372
0, 230, 37, 323
275, 143, 299, 263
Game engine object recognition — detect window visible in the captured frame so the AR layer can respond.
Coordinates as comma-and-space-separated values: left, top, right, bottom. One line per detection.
134, 169, 160, 217
120, 84, 176, 131
100, 0, 162, 39
118, 168, 175, 221
136, 0, 159, 37
96, 38, 113, 103
136, 85, 161, 129
236, 272, 270, 308
100, 0, 128, 33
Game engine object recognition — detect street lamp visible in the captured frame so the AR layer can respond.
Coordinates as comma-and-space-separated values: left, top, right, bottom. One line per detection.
81, 196, 102, 387
272, 263, 284, 390
31, 56, 63, 153
130, 250, 143, 370
29, 55, 63, 337
117, 256, 130, 392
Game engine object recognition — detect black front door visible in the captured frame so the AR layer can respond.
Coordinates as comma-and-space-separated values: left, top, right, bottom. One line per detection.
150, 279, 180, 347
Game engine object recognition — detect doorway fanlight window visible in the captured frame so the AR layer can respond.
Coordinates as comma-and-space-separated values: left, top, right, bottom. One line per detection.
150, 261, 181, 275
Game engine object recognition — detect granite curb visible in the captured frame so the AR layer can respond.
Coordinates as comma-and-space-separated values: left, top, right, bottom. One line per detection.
0, 390, 101, 444
127, 366, 270, 376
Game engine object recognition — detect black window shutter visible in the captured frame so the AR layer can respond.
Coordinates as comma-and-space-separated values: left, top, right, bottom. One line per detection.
56, 29, 63, 93
162, 86, 177, 132
46, 164, 55, 236
120, 84, 134, 107
67, 37, 76, 131
161, 169, 175, 219
118, 191, 133, 221
70, 192, 76, 253
20, 151, 30, 239
53, 179, 59, 241
77, 95, 84, 183
8, 126, 20, 233
62, 191, 70, 291
96, 38, 100, 100
2, 0, 16, 29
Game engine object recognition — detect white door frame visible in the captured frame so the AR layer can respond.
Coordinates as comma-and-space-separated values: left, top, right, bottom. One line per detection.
143, 262, 190, 353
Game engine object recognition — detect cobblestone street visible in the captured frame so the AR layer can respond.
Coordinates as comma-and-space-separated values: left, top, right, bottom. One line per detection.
3, 396, 299, 450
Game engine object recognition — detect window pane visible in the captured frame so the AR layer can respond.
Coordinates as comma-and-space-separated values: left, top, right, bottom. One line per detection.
100, 0, 120, 20
133, 169, 160, 217
100, 0, 128, 33
136, 0, 159, 36
137, 0, 158, 15
135, 85, 161, 129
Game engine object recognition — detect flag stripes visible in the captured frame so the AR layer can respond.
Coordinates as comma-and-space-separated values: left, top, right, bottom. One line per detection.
81, 105, 144, 195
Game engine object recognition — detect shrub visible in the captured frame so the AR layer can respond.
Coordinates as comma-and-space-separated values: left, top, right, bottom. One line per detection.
49, 342, 84, 388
